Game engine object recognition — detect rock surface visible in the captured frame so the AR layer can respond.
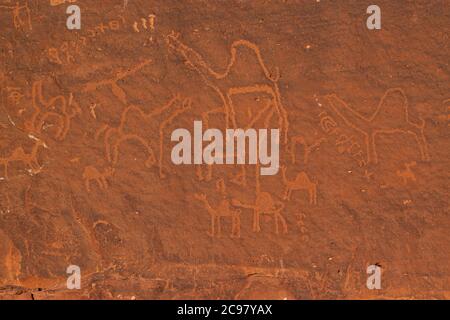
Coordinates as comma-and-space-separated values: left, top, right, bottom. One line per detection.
0, 0, 449, 299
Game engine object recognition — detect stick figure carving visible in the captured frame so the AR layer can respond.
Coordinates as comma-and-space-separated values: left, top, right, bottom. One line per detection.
194, 193, 241, 238
325, 89, 430, 164
281, 166, 317, 204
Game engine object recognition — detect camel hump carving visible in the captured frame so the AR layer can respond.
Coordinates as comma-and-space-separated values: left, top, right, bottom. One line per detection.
166, 32, 289, 144
232, 191, 287, 235
325, 88, 430, 164
194, 193, 241, 238
281, 166, 317, 205
396, 161, 417, 185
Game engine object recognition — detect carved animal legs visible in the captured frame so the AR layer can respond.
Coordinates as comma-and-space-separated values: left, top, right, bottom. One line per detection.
274, 211, 288, 234
409, 126, 430, 161
253, 210, 261, 232
1, 161, 9, 179
309, 185, 317, 205
283, 187, 291, 201
231, 214, 241, 238
85, 179, 91, 192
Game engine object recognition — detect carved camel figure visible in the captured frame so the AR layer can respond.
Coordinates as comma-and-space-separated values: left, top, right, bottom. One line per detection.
325, 88, 430, 164
194, 193, 241, 238
0, 139, 48, 179
232, 192, 287, 234
281, 166, 317, 204
166, 32, 289, 144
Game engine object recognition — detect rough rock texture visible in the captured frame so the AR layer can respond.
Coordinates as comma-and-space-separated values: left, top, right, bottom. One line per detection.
0, 0, 449, 299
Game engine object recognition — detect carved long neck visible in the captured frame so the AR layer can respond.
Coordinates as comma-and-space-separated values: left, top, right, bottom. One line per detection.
174, 40, 216, 83
327, 95, 369, 131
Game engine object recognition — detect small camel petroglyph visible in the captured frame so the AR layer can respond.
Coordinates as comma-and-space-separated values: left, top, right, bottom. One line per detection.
281, 166, 317, 204
0, 138, 48, 179
232, 191, 287, 234
396, 161, 416, 185
0, 1, 32, 31
194, 193, 241, 238
82, 166, 115, 192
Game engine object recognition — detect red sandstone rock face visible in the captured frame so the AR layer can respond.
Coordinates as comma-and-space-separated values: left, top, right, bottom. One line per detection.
0, 0, 449, 300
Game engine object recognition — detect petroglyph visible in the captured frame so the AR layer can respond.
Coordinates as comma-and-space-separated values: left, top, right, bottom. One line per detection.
319, 113, 338, 134
86, 15, 126, 38
194, 193, 241, 238
89, 103, 98, 120
232, 191, 287, 234
295, 212, 309, 241
318, 110, 367, 167
215, 178, 226, 195
50, 0, 77, 6
82, 166, 115, 192
0, 1, 32, 31
24, 80, 81, 141
0, 193, 11, 214
0, 230, 22, 283
364, 169, 374, 181
0, 138, 48, 180
396, 161, 417, 185
289, 135, 326, 165
281, 166, 317, 204
159, 98, 191, 178
95, 95, 190, 176
326, 89, 430, 164
133, 14, 156, 34
166, 32, 289, 144
47, 40, 84, 65
335, 134, 361, 156
5, 86, 24, 106
83, 59, 152, 104
438, 99, 450, 127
